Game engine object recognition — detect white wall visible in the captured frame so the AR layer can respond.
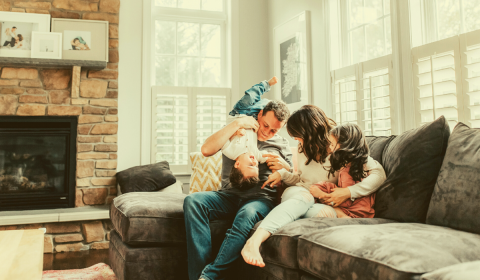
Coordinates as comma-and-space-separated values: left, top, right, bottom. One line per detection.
118, 0, 143, 171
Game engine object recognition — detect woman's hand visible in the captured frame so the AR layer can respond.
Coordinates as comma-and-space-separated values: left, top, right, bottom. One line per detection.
309, 185, 327, 199
234, 117, 259, 132
264, 153, 290, 172
261, 172, 282, 189
321, 187, 351, 207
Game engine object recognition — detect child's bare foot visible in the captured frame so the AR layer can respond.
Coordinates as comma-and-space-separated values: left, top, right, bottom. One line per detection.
241, 239, 265, 267
268, 76, 278, 86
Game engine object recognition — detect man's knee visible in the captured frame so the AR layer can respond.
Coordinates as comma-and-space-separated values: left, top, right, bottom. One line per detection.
183, 193, 206, 212
236, 205, 269, 223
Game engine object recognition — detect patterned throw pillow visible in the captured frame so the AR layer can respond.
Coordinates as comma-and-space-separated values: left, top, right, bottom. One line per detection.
189, 152, 222, 193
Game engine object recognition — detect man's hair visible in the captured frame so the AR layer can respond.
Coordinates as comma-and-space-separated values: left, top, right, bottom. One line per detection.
12, 27, 16, 29
263, 100, 290, 122
229, 167, 259, 190
73, 38, 80, 43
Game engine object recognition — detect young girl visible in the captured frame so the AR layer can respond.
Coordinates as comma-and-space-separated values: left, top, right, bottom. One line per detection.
241, 105, 386, 268
306, 123, 375, 219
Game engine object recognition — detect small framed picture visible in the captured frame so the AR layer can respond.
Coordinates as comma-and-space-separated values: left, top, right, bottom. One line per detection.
0, 11, 51, 58
51, 18, 108, 62
31, 32, 62, 59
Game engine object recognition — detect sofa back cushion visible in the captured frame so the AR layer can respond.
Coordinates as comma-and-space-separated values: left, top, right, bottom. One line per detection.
426, 123, 480, 234
374, 116, 450, 223
365, 136, 396, 165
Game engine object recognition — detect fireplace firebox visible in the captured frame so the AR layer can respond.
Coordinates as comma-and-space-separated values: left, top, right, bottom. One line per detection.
0, 116, 77, 211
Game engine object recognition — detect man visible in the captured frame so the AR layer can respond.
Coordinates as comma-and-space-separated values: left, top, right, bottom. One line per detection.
183, 99, 292, 280
3, 26, 17, 47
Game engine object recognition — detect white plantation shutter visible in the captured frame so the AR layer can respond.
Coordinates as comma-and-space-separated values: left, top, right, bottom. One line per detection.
412, 36, 463, 129
332, 65, 358, 126
460, 30, 480, 128
361, 55, 394, 136
152, 86, 230, 174
331, 55, 394, 136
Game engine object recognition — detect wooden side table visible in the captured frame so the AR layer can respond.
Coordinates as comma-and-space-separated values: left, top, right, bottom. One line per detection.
0, 229, 45, 280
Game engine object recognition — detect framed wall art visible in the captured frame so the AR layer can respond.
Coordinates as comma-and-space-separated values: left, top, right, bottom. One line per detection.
31, 32, 62, 59
0, 12, 51, 58
273, 11, 312, 112
51, 18, 109, 62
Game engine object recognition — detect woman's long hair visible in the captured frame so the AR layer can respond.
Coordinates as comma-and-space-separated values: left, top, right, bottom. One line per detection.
286, 105, 336, 165
328, 123, 369, 182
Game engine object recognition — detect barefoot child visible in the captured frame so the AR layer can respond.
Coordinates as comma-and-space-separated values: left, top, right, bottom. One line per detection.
306, 123, 375, 219
223, 77, 279, 190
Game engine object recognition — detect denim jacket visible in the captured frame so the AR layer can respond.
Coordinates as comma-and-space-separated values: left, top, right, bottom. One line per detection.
228, 80, 271, 119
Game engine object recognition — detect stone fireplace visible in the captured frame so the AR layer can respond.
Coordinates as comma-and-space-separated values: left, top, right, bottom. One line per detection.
0, 0, 120, 254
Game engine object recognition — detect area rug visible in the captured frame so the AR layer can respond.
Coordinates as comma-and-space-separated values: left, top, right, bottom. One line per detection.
42, 263, 117, 280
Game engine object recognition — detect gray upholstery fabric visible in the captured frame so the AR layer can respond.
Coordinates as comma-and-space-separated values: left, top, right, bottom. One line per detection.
253, 217, 395, 269
365, 135, 396, 165
244, 262, 302, 280
421, 261, 480, 280
116, 161, 176, 193
110, 192, 232, 245
109, 230, 189, 280
374, 116, 450, 223
300, 274, 320, 280
298, 223, 480, 280
426, 123, 480, 234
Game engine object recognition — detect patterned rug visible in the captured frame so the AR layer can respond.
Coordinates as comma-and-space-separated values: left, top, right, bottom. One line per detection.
42, 263, 117, 280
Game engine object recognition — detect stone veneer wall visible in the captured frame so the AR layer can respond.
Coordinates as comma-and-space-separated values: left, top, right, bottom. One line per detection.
0, 0, 120, 253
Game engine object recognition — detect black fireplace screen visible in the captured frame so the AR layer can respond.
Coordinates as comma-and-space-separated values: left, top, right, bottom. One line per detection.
0, 117, 77, 211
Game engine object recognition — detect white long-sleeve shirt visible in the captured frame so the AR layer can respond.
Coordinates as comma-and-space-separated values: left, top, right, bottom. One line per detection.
277, 152, 386, 199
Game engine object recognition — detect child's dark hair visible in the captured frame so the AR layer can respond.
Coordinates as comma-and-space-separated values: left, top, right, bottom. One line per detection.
328, 123, 369, 182
229, 167, 259, 190
17, 34, 23, 41
286, 105, 336, 165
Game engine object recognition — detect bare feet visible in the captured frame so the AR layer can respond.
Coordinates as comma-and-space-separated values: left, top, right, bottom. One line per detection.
268, 76, 278, 86
241, 239, 265, 267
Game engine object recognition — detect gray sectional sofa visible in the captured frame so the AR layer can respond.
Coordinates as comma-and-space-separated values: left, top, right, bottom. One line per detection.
108, 116, 480, 280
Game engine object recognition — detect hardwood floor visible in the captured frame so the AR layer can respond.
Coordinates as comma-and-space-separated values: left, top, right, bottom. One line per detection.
43, 249, 110, 271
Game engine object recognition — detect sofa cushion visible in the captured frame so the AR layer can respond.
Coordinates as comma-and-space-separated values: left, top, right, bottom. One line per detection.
110, 192, 232, 245
109, 230, 188, 280
253, 217, 395, 270
421, 261, 480, 280
297, 223, 480, 280
374, 116, 450, 223
365, 135, 396, 165
426, 123, 480, 234
116, 161, 176, 193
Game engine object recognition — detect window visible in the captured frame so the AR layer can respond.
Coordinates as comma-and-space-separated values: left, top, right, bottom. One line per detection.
153, 0, 226, 87
331, 55, 394, 136
149, 0, 230, 173
152, 87, 230, 173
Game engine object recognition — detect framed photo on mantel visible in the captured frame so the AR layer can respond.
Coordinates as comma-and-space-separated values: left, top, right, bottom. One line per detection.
0, 11, 51, 58
51, 18, 109, 62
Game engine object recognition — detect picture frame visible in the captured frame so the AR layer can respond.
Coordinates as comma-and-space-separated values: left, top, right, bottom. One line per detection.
273, 11, 312, 112
51, 18, 109, 62
0, 12, 51, 58
31, 32, 62, 59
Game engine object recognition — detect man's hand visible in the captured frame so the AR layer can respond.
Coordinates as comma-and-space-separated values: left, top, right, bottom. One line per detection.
235, 116, 259, 132
322, 188, 351, 207
261, 172, 282, 189
263, 153, 290, 172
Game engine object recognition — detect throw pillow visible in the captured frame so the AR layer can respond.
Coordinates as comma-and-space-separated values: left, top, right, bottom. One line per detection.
116, 161, 176, 194
189, 152, 222, 193
426, 123, 480, 234
374, 116, 450, 223
365, 135, 396, 165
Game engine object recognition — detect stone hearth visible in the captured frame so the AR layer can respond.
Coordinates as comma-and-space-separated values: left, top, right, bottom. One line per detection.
0, 0, 120, 253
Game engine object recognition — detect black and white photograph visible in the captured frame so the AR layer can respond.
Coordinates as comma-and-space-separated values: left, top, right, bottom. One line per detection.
0, 21, 33, 51
39, 39, 54, 53
31, 32, 62, 59
280, 36, 301, 104
63, 30, 91, 51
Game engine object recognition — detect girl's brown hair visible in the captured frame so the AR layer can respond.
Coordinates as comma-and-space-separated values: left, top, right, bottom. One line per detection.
328, 123, 369, 182
286, 105, 336, 165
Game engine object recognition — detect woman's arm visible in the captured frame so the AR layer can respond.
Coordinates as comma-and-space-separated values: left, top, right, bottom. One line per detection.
348, 157, 386, 198
277, 168, 302, 186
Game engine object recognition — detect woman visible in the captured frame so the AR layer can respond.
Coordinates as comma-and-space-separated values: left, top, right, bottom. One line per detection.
241, 105, 386, 267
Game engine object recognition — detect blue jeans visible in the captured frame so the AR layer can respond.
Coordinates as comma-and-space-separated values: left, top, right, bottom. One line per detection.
229, 80, 271, 118
184, 191, 274, 280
